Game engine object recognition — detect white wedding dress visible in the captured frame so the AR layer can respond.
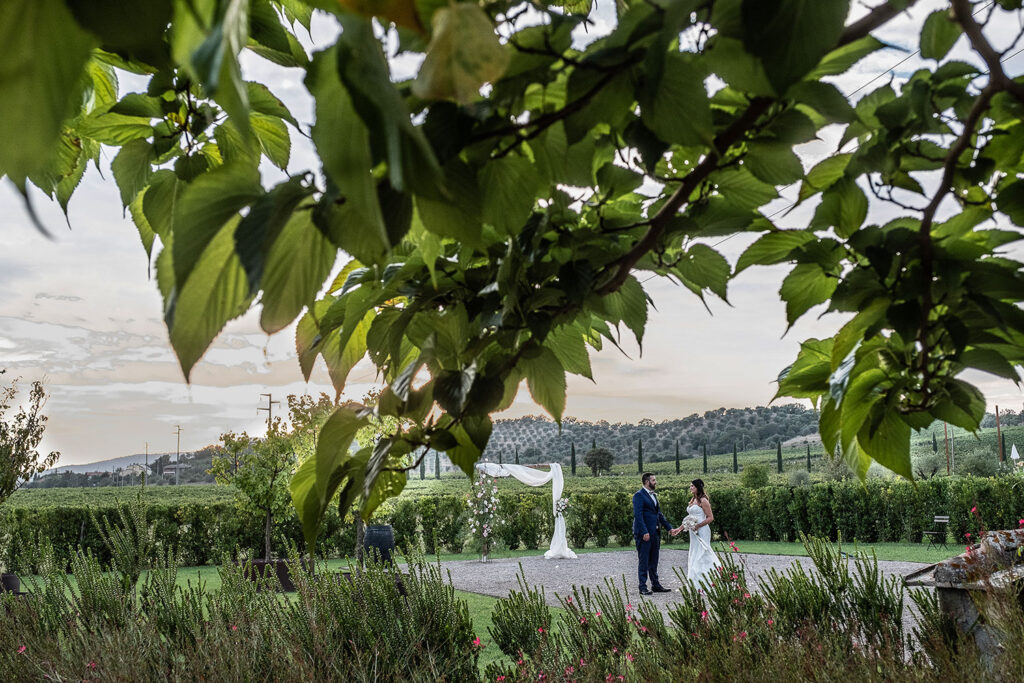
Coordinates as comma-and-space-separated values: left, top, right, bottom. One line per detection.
686, 503, 721, 586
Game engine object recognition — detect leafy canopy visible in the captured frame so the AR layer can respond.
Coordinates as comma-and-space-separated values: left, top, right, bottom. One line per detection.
5, 0, 1024, 547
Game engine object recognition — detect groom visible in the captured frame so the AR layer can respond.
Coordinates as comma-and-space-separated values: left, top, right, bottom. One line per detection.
633, 472, 678, 595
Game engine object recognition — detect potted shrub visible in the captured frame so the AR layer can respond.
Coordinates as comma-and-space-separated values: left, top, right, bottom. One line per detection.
0, 375, 59, 594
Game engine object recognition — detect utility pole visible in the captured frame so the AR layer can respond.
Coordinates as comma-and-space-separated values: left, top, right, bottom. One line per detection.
258, 393, 280, 433
173, 425, 183, 485
996, 405, 1004, 463
944, 422, 951, 475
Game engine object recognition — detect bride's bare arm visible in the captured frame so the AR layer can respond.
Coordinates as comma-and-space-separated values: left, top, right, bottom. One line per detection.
697, 498, 714, 528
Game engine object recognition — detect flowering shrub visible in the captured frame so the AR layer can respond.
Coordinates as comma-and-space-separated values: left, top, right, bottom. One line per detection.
467, 474, 501, 556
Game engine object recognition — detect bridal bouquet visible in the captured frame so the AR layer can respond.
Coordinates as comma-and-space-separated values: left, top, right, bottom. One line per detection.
555, 497, 571, 515
680, 514, 701, 531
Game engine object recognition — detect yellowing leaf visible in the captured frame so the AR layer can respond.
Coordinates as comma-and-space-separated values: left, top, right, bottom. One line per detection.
337, 0, 423, 32
413, 4, 510, 105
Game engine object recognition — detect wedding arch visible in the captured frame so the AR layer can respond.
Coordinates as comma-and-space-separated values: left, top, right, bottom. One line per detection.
475, 462, 577, 560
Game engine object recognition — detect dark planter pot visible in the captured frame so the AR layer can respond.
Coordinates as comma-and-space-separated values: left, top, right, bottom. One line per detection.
239, 559, 310, 592
1, 573, 20, 594
364, 524, 396, 564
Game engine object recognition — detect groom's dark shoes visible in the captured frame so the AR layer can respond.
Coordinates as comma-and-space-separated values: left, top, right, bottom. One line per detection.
639, 586, 653, 595
651, 585, 671, 593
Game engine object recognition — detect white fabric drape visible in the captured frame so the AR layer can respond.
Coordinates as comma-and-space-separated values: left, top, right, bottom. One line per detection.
475, 462, 577, 559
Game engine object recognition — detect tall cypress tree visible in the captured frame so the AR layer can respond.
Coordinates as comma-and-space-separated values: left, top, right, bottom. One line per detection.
806, 443, 812, 471
637, 438, 644, 474
571, 441, 576, 476
703, 442, 708, 474
434, 451, 440, 479
499, 449, 503, 465
732, 444, 738, 474
515, 446, 519, 465
675, 440, 680, 475
420, 454, 425, 480
591, 437, 596, 451
932, 432, 938, 453
777, 442, 783, 473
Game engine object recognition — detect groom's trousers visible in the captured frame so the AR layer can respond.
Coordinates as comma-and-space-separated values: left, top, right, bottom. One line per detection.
636, 531, 663, 589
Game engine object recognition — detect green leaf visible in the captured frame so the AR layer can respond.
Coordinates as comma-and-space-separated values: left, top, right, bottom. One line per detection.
520, 347, 566, 423
111, 140, 155, 207
251, 112, 290, 169
444, 415, 493, 477
245, 81, 300, 128
780, 263, 837, 326
335, 15, 441, 195
65, 0, 172, 67
414, 160, 484, 247
996, 179, 1024, 224
166, 216, 254, 380
830, 298, 888, 370
0, 0, 97, 181
129, 189, 157, 259
921, 9, 962, 61
142, 170, 182, 239
960, 348, 1021, 382
704, 37, 775, 96
714, 168, 777, 209
481, 154, 539, 236
306, 47, 389, 265
77, 113, 154, 145
290, 406, 369, 548
745, 140, 804, 185
320, 309, 374, 394
545, 324, 593, 380
776, 337, 832, 399
742, 0, 850, 91
807, 35, 886, 79
111, 93, 166, 119
172, 163, 263, 289
642, 52, 713, 147
598, 275, 649, 348
931, 379, 986, 431
787, 81, 856, 124
413, 3, 510, 105
676, 244, 730, 300
735, 230, 816, 273
858, 409, 912, 480
809, 177, 867, 238
797, 153, 852, 203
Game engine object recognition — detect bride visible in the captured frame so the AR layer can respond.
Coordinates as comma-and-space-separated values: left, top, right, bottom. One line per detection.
675, 479, 720, 586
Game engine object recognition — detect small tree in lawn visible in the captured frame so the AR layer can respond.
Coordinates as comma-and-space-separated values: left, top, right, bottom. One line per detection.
732, 444, 738, 474
0, 376, 60, 507
703, 442, 708, 474
806, 443, 812, 471
777, 442, 783, 473
211, 420, 295, 562
932, 432, 939, 453
584, 447, 614, 476
675, 440, 680, 475
570, 442, 576, 476
0, 375, 59, 577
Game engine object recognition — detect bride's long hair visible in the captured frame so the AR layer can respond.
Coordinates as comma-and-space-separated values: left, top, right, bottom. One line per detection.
690, 479, 707, 502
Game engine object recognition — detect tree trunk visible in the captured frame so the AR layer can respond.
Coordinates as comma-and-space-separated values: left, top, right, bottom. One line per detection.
264, 509, 273, 562
354, 510, 365, 567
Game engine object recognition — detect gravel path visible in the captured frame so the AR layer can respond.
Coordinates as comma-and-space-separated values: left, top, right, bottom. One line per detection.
441, 549, 931, 634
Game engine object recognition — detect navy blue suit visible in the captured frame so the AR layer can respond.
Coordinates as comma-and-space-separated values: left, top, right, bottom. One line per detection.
633, 488, 673, 591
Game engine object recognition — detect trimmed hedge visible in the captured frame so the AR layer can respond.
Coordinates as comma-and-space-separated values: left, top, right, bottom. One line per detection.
2, 477, 1021, 570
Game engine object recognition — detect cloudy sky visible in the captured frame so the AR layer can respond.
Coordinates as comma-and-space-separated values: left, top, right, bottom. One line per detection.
2, 0, 1022, 466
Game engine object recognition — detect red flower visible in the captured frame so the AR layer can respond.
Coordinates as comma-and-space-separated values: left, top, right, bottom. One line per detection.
537, 627, 544, 633
231, 625, 238, 632
767, 619, 774, 626
965, 533, 972, 539
473, 637, 481, 647
87, 661, 97, 670
17, 646, 26, 655
496, 677, 506, 682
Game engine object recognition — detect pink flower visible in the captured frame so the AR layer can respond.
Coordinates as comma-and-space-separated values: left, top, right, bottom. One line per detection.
595, 611, 602, 617
743, 592, 751, 599
767, 619, 774, 626
971, 506, 977, 514
1019, 519, 1024, 527
17, 646, 26, 655
626, 603, 632, 611
965, 533, 972, 539
473, 637, 481, 647
640, 626, 648, 633
87, 661, 97, 670
580, 617, 587, 624
731, 573, 738, 580
497, 677, 506, 682
700, 610, 708, 621
231, 625, 238, 632
566, 596, 572, 603
612, 647, 618, 654
580, 659, 586, 667
626, 652, 634, 662
537, 627, 544, 633
565, 666, 575, 674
